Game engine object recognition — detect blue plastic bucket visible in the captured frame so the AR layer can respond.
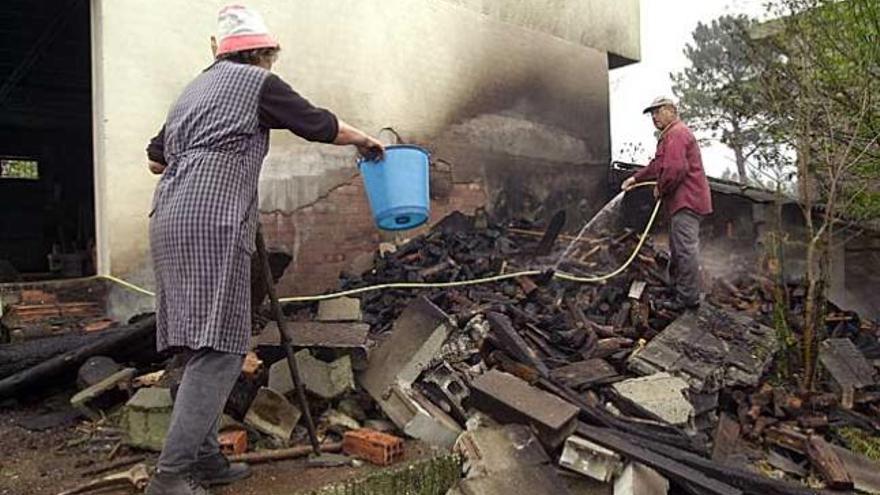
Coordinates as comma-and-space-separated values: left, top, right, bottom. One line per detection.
358, 144, 430, 231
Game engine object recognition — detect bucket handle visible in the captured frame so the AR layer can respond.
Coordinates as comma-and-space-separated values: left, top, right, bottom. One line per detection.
378, 127, 404, 145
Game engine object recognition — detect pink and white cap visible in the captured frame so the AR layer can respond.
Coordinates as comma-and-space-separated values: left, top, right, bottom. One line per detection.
216, 5, 279, 56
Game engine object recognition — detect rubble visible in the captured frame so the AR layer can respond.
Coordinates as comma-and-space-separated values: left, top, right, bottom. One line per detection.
627, 305, 778, 391
5, 209, 880, 495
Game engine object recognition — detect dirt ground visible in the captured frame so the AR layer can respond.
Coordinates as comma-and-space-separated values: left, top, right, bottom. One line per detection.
0, 396, 434, 495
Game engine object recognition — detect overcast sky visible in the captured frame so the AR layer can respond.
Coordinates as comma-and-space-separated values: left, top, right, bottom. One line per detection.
609, 0, 767, 178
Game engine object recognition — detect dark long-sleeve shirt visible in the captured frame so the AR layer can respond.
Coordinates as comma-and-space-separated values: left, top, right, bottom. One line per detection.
147, 73, 338, 164
633, 121, 713, 217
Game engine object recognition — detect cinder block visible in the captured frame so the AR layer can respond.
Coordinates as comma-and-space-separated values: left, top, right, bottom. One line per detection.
317, 297, 362, 322
469, 370, 578, 449
244, 387, 301, 443
559, 436, 623, 483
123, 387, 173, 451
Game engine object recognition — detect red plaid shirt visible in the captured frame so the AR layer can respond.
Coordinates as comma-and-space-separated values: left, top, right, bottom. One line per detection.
634, 121, 713, 217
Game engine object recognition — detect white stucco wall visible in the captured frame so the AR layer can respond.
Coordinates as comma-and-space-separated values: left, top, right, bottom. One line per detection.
92, 0, 639, 288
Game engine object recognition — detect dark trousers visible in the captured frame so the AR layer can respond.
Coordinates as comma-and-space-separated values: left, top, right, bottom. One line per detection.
157, 349, 244, 473
669, 209, 702, 306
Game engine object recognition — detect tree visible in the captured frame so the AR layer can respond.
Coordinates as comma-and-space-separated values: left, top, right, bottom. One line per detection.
672, 15, 770, 184
746, 0, 880, 389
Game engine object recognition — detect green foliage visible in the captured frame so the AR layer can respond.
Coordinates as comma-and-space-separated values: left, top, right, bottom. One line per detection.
0, 159, 39, 180
672, 15, 767, 183
837, 427, 880, 462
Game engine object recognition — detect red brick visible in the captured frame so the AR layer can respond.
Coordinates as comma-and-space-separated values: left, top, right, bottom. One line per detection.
219, 430, 248, 455
342, 429, 404, 466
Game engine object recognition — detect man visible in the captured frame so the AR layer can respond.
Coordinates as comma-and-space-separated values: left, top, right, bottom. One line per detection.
622, 97, 712, 311
144, 6, 384, 495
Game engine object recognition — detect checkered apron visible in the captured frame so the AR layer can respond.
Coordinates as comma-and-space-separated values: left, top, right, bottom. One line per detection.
149, 61, 269, 355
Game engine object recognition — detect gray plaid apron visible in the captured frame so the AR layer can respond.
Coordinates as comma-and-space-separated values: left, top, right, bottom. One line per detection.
150, 61, 269, 355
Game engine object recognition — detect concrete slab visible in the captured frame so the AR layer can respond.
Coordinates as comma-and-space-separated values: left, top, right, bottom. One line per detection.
469, 370, 579, 449
359, 297, 454, 398
628, 305, 777, 391
317, 297, 362, 322
70, 367, 135, 419
611, 373, 693, 426
458, 465, 573, 495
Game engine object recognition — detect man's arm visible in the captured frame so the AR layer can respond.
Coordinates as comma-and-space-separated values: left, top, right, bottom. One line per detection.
621, 148, 663, 191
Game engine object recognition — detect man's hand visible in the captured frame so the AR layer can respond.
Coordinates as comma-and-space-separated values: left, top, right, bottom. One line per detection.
621, 177, 636, 191
653, 186, 660, 200
148, 160, 166, 175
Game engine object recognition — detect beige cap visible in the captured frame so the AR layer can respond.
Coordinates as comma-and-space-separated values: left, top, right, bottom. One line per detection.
642, 96, 675, 114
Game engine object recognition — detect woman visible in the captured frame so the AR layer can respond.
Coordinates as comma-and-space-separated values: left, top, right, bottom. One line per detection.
144, 6, 384, 495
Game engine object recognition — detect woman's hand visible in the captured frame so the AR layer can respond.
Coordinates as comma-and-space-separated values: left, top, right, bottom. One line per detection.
357, 135, 385, 161
148, 160, 166, 175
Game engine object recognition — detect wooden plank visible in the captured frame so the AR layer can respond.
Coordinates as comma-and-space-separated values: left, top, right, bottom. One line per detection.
819, 338, 876, 392
832, 444, 880, 494
594, 423, 821, 495
711, 413, 742, 462
576, 424, 741, 495
806, 435, 853, 491
550, 359, 619, 389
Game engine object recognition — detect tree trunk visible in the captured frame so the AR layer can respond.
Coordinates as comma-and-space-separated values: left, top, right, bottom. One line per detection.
730, 123, 748, 183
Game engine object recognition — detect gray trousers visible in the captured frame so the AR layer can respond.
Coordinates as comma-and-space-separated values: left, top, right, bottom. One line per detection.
669, 209, 702, 306
157, 349, 244, 473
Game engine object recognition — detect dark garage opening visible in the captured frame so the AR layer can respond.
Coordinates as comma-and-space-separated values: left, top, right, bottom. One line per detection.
0, 0, 95, 282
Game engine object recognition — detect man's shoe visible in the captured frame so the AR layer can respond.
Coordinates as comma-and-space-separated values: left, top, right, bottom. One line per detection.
145, 471, 210, 495
193, 453, 251, 486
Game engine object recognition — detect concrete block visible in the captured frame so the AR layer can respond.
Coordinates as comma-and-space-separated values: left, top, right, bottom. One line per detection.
71, 367, 136, 420
559, 436, 623, 483
611, 373, 693, 426
613, 463, 668, 495
359, 297, 453, 398
123, 387, 173, 451
244, 387, 301, 442
469, 370, 578, 449
269, 351, 354, 399
317, 297, 362, 322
